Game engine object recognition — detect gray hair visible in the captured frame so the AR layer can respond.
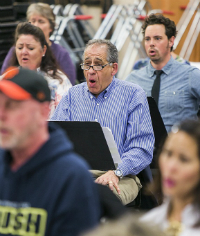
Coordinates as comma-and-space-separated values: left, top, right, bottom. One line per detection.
26, 3, 55, 36
83, 39, 118, 63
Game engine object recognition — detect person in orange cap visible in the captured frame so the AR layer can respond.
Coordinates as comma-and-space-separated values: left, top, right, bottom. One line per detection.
0, 67, 100, 236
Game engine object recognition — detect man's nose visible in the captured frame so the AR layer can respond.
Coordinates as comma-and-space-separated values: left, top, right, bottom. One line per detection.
150, 39, 155, 46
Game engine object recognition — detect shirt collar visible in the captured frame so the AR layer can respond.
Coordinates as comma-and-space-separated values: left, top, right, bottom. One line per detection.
147, 56, 175, 77
87, 76, 116, 99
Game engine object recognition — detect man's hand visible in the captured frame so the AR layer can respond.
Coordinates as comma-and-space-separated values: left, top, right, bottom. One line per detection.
95, 170, 121, 195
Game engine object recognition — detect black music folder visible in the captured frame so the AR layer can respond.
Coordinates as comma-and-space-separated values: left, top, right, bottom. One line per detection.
147, 96, 167, 148
147, 97, 167, 168
49, 121, 116, 171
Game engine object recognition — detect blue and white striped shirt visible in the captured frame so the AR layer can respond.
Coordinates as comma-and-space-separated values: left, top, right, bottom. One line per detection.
51, 77, 155, 176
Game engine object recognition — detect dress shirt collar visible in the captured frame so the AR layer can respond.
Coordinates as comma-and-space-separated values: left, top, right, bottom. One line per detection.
87, 76, 116, 99
147, 56, 175, 77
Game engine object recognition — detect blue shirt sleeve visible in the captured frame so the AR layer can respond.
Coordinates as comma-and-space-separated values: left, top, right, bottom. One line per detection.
118, 87, 154, 175
50, 91, 70, 121
189, 67, 200, 103
133, 58, 149, 70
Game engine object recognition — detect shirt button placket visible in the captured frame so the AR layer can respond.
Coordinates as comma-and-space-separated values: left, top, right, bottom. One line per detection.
95, 103, 100, 122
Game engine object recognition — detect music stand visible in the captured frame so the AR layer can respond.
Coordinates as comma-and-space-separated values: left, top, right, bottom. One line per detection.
49, 121, 116, 171
147, 97, 167, 168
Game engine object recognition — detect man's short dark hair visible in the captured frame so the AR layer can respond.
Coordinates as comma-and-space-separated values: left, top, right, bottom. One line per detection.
142, 14, 177, 51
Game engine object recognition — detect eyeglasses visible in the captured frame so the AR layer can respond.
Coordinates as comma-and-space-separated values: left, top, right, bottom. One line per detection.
80, 63, 112, 71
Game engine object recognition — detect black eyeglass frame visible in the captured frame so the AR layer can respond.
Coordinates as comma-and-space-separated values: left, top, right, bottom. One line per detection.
80, 63, 112, 71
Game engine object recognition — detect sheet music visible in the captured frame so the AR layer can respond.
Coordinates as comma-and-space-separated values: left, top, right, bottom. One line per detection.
102, 127, 122, 165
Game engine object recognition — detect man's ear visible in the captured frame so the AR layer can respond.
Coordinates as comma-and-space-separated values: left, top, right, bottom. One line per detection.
111, 63, 118, 76
169, 36, 175, 49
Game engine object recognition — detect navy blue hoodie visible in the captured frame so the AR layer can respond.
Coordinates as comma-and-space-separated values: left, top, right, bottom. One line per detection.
0, 123, 100, 236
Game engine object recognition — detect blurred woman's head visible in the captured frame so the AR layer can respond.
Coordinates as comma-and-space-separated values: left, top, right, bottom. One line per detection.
159, 121, 200, 202
27, 3, 55, 42
152, 120, 200, 211
15, 22, 47, 70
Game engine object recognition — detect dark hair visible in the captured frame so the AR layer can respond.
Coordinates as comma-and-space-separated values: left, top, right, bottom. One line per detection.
150, 119, 200, 227
83, 39, 118, 63
9, 22, 62, 83
142, 14, 177, 51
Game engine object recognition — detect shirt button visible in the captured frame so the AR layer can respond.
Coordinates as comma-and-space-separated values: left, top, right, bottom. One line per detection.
95, 119, 98, 122
90, 96, 93, 99
105, 97, 107, 99
173, 92, 176, 95
97, 103, 99, 106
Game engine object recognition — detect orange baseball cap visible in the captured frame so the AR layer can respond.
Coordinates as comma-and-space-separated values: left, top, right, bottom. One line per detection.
0, 67, 51, 102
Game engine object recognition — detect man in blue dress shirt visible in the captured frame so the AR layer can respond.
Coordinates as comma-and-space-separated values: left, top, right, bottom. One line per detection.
126, 14, 200, 133
51, 39, 155, 204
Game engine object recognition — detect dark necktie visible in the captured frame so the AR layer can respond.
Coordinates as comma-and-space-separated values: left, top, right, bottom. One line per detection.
151, 70, 163, 105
